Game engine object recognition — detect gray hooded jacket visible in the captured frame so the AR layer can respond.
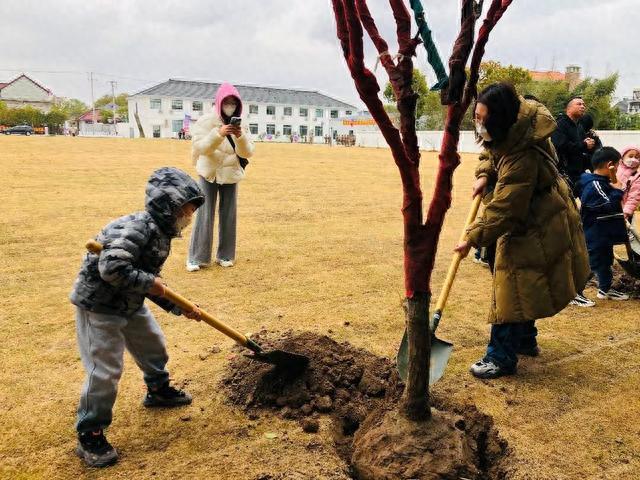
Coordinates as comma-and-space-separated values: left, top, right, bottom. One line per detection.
70, 167, 204, 316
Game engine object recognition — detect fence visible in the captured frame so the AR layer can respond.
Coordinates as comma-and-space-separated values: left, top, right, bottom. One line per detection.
355, 130, 640, 154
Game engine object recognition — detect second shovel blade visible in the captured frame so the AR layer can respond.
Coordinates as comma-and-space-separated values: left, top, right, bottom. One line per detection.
396, 330, 453, 385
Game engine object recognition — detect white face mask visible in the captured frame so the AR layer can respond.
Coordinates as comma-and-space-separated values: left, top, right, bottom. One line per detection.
623, 156, 640, 169
222, 104, 237, 117
475, 123, 492, 142
175, 214, 192, 233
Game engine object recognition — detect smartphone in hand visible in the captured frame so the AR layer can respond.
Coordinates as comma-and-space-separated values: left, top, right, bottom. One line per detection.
230, 116, 242, 126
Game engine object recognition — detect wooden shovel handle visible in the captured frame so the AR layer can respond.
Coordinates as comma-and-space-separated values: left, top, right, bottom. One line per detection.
85, 240, 254, 350
434, 194, 483, 312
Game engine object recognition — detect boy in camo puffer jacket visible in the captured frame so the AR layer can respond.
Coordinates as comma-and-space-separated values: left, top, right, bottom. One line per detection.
69, 167, 204, 468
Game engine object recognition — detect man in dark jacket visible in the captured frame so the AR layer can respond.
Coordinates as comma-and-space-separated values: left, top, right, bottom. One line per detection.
70, 167, 204, 468
551, 96, 597, 196
578, 147, 629, 301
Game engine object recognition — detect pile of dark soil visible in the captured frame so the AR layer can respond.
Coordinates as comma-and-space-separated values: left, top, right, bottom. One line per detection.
588, 264, 640, 298
220, 331, 512, 480
221, 330, 403, 436
612, 269, 640, 298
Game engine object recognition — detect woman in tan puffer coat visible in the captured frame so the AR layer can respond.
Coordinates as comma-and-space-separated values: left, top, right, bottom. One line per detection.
455, 83, 590, 379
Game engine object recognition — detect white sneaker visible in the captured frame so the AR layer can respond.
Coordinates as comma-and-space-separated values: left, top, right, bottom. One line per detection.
217, 259, 234, 268
569, 293, 596, 307
597, 288, 629, 301
186, 262, 201, 272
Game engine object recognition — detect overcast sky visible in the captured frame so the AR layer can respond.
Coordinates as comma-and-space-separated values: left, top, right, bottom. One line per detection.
1, 0, 638, 108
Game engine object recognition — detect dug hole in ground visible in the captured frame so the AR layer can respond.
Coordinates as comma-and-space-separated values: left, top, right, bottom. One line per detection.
222, 330, 513, 479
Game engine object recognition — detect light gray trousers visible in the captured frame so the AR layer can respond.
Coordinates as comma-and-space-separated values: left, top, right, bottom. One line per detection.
75, 305, 169, 433
188, 177, 238, 265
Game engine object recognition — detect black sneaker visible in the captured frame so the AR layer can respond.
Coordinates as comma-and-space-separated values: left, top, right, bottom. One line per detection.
76, 430, 118, 468
143, 381, 192, 408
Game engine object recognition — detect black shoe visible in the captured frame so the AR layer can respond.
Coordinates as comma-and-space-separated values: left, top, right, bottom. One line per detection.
143, 381, 192, 408
76, 430, 118, 468
517, 345, 540, 357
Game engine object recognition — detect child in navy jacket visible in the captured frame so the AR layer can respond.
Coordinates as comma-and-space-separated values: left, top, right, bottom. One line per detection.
578, 147, 630, 300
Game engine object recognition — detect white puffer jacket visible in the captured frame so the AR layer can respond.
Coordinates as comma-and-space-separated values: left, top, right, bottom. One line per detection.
191, 112, 254, 184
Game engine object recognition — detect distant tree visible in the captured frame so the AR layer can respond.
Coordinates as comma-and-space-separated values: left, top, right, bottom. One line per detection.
57, 98, 88, 123
45, 109, 67, 133
11, 106, 46, 126
522, 79, 570, 117
617, 113, 640, 130
477, 60, 531, 92
95, 93, 128, 121
0, 101, 8, 125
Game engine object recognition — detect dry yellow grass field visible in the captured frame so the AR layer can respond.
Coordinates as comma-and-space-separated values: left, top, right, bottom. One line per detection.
1, 137, 639, 480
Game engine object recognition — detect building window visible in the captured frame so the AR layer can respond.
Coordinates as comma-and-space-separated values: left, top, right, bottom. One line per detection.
172, 99, 183, 110
315, 126, 323, 137
150, 98, 161, 109
299, 107, 308, 117
266, 105, 275, 115
249, 104, 259, 114
284, 107, 292, 116
249, 123, 258, 134
192, 101, 203, 112
283, 125, 292, 135
330, 109, 339, 119
153, 125, 161, 138
315, 108, 324, 118
345, 110, 352, 116
299, 125, 308, 136
172, 120, 183, 133
266, 124, 276, 135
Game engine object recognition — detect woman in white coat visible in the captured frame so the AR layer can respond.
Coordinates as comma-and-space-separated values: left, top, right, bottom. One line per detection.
187, 83, 255, 270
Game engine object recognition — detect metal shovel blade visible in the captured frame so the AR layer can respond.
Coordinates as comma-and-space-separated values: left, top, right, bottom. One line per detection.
245, 349, 310, 373
396, 330, 454, 384
616, 254, 640, 280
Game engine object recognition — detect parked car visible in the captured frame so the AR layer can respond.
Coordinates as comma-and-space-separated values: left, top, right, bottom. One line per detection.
4, 125, 34, 136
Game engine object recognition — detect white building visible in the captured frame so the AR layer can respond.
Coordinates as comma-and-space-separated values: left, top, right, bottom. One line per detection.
615, 88, 640, 115
127, 79, 358, 141
0, 74, 56, 113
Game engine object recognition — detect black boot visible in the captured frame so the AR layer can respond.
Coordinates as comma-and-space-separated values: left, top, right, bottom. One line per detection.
76, 430, 118, 468
143, 381, 192, 408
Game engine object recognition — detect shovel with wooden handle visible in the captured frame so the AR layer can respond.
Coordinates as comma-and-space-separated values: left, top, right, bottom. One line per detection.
86, 240, 309, 373
396, 194, 483, 383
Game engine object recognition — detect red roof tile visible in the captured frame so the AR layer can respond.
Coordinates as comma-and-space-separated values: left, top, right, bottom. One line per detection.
529, 70, 566, 82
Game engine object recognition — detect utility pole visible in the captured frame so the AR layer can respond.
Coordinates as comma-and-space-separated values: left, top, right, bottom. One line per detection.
108, 80, 117, 136
89, 72, 96, 136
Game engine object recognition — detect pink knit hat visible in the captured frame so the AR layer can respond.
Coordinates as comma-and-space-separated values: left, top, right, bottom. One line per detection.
620, 145, 640, 158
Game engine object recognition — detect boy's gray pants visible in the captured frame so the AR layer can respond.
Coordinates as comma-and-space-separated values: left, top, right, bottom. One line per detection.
188, 177, 238, 265
75, 305, 169, 433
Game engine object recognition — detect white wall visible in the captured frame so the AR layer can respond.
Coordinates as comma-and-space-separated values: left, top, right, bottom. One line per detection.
596, 131, 640, 150
355, 130, 640, 154
79, 122, 131, 137
128, 96, 357, 141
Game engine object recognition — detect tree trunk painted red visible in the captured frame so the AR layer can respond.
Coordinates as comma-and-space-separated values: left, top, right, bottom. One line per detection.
332, 0, 513, 414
